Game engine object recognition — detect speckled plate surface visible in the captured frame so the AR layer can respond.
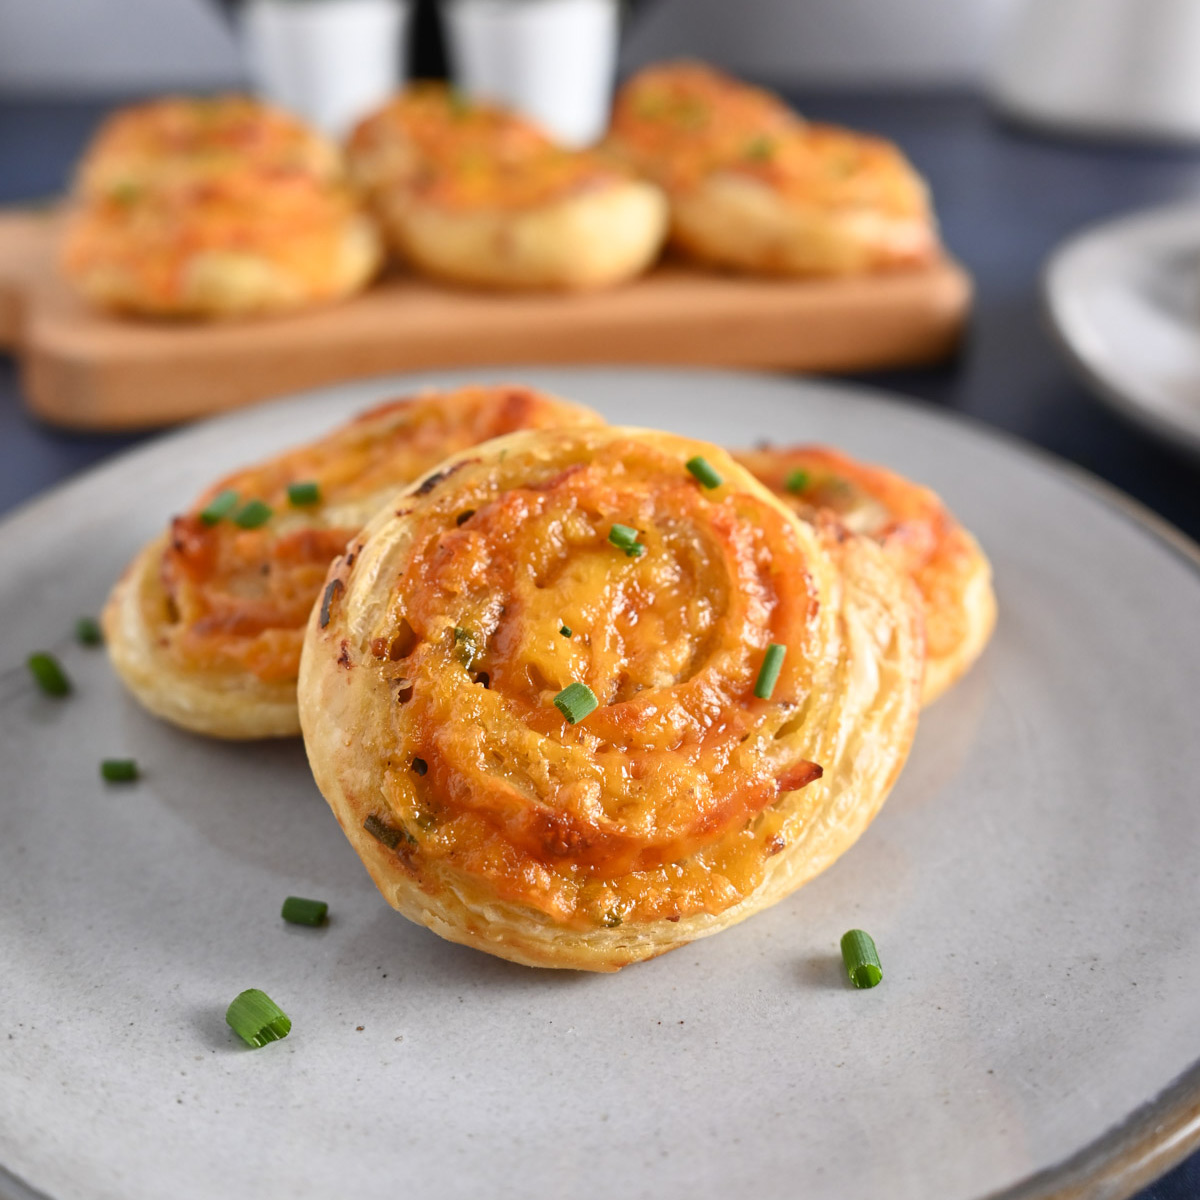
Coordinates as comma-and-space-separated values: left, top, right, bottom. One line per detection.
1044, 200, 1200, 460
2, 368, 1199, 1200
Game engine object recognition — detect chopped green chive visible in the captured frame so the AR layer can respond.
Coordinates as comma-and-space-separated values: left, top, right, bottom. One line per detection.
75, 616, 103, 646
745, 136, 775, 160
686, 456, 723, 489
281, 896, 328, 926
28, 652, 70, 697
554, 681, 598, 725
840, 929, 883, 989
454, 626, 481, 668
560, 625, 572, 638
233, 499, 273, 529
287, 480, 321, 507
319, 578, 344, 628
100, 758, 138, 783
753, 643, 786, 700
199, 489, 238, 525
608, 524, 644, 557
785, 469, 810, 494
225, 988, 292, 1048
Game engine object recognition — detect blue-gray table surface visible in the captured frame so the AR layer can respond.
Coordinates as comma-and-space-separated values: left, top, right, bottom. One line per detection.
0, 90, 1197, 1200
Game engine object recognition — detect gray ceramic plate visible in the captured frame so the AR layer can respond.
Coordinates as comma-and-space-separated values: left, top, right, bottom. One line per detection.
2, 368, 1199, 1200
1044, 200, 1200, 459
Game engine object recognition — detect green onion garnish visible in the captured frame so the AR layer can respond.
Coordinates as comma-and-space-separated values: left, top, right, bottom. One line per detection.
454, 626, 481, 668
785, 469, 810, 494
686, 456, 723, 489
75, 616, 103, 646
287, 480, 321, 507
233, 499, 273, 529
225, 988, 292, 1048
745, 136, 775, 160
608, 524, 644, 557
560, 625, 572, 638
199, 489, 238, 525
753, 643, 786, 700
101, 758, 138, 783
318, 578, 344, 629
554, 682, 598, 725
840, 929, 883, 989
281, 896, 328, 926
28, 652, 70, 697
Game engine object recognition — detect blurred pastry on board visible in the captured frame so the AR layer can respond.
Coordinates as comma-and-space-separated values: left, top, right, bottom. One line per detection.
608, 62, 939, 277
734, 445, 995, 704
346, 84, 668, 291
103, 385, 604, 739
60, 94, 382, 319
298, 426, 924, 970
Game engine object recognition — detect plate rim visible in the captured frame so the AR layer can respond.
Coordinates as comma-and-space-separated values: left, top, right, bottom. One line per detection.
3, 365, 1200, 1200
1041, 198, 1200, 459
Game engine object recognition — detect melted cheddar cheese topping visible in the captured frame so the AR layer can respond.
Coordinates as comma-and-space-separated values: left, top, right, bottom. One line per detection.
327, 433, 829, 928
154, 386, 602, 686
348, 84, 634, 212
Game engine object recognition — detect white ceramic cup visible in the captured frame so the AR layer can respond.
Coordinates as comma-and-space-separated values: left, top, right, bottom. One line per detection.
443, 0, 619, 146
242, 0, 412, 136
991, 0, 1200, 141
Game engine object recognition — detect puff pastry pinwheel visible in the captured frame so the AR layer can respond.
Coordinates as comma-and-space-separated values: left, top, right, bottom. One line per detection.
607, 61, 939, 277
60, 170, 382, 319
298, 427, 924, 971
733, 445, 995, 705
103, 386, 603, 739
346, 84, 667, 290
71, 95, 344, 201
61, 94, 381, 319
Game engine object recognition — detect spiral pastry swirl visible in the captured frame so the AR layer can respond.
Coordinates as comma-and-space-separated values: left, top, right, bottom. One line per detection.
299, 426, 924, 970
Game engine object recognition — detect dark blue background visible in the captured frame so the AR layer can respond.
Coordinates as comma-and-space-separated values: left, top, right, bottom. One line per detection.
1, 91, 1197, 1199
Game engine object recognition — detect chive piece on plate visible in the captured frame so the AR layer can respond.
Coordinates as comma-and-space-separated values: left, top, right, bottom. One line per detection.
281, 896, 328, 926
287, 480, 321, 507
225, 988, 292, 1048
28, 652, 70, 697
233, 499, 273, 530
753, 643, 786, 700
75, 616, 103, 646
685, 455, 723, 489
785, 469, 810, 494
101, 758, 138, 783
608, 524, 643, 557
554, 682, 598, 725
840, 929, 883, 989
199, 489, 239, 526
560, 625, 572, 638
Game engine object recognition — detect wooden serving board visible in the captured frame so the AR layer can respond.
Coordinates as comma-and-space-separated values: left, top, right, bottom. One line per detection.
0, 209, 971, 430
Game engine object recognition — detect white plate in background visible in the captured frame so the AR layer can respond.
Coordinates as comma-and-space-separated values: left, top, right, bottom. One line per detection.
1044, 200, 1200, 458
2, 367, 1199, 1200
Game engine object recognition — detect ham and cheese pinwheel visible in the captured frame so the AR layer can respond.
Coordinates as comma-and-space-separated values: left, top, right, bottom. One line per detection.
608, 62, 939, 277
103, 386, 603, 739
347, 84, 667, 290
299, 426, 924, 970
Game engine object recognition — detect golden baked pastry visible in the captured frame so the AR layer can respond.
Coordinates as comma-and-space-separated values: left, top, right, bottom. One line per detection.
60, 170, 382, 319
733, 445, 995, 704
298, 427, 924, 971
103, 385, 603, 739
346, 84, 668, 290
608, 61, 939, 276
73, 95, 344, 201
